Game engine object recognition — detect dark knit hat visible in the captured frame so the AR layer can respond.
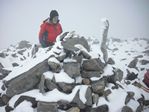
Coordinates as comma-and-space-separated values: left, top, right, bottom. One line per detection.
50, 10, 59, 20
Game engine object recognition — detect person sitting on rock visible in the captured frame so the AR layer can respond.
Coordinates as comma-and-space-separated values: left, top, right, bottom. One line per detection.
39, 10, 62, 47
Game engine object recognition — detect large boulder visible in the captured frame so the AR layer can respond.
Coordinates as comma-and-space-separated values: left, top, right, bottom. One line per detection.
63, 62, 81, 78
62, 37, 90, 53
5, 59, 49, 97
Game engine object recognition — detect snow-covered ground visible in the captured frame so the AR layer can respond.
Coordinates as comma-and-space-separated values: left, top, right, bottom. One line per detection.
0, 33, 149, 112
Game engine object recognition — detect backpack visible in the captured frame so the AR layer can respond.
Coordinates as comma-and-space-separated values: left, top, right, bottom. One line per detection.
40, 31, 53, 47
143, 70, 149, 88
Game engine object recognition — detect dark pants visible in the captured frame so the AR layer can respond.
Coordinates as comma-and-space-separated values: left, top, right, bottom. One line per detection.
39, 31, 54, 48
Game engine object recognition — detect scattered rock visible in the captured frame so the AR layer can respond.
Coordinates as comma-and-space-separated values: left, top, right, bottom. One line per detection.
136, 105, 143, 112
17, 40, 32, 49
72, 91, 85, 109
57, 100, 71, 110
0, 97, 5, 106
121, 106, 133, 112
12, 62, 19, 67
14, 96, 37, 108
112, 68, 123, 82
57, 82, 75, 93
90, 104, 109, 112
11, 53, 18, 58
1, 94, 10, 105
0, 52, 6, 58
140, 68, 145, 71
134, 55, 143, 59
31, 44, 39, 58
1, 33, 149, 111
140, 59, 149, 65
5, 105, 14, 112
81, 71, 102, 78
17, 49, 26, 55
106, 75, 117, 85
0, 63, 4, 69
103, 89, 112, 101
82, 78, 91, 85
126, 69, 138, 81
125, 91, 135, 105
144, 100, 149, 106
107, 57, 115, 65
92, 94, 99, 105
112, 48, 119, 52
112, 38, 122, 42
82, 58, 104, 72
37, 102, 58, 112
91, 78, 106, 95
85, 87, 92, 106
143, 49, 149, 56
128, 58, 138, 69
66, 107, 80, 112
0, 69, 11, 79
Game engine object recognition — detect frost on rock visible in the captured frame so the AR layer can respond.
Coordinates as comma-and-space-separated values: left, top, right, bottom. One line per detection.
100, 18, 109, 63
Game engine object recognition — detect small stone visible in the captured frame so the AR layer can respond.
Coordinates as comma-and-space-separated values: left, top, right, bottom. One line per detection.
121, 106, 133, 112
37, 102, 58, 112
82, 78, 91, 85
66, 107, 80, 112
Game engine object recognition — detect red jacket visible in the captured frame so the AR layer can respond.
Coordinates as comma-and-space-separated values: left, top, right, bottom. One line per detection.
39, 21, 62, 43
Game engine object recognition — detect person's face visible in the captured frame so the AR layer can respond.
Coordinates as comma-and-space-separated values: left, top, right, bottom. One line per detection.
52, 16, 59, 24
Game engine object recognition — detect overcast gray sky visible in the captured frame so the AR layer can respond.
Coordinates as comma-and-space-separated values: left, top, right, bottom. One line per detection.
0, 0, 149, 49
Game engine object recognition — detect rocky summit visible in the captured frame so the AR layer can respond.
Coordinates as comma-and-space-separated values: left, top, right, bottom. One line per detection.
0, 31, 149, 112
